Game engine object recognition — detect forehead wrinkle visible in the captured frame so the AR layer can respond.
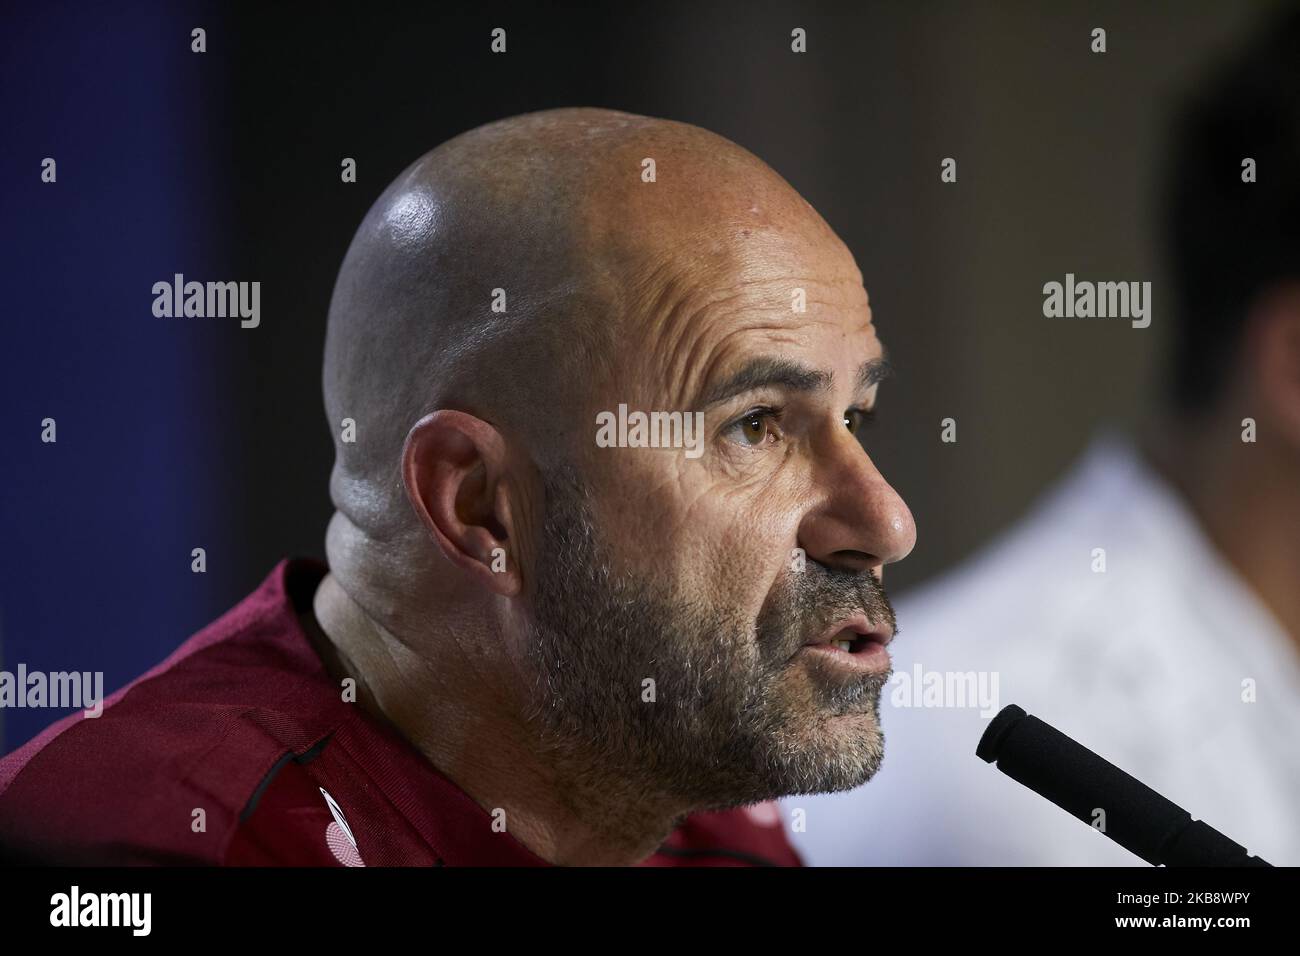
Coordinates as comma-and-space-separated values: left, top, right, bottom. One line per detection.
647, 296, 877, 414
624, 266, 721, 408
699, 272, 873, 332
680, 323, 811, 412
682, 309, 884, 413
676, 278, 876, 400
612, 226, 875, 407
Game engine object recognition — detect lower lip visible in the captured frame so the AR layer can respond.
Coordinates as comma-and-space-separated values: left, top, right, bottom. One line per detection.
798, 641, 891, 674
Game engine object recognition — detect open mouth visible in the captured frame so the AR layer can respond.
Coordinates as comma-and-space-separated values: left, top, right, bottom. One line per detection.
826, 633, 880, 655
805, 612, 893, 652
796, 614, 894, 673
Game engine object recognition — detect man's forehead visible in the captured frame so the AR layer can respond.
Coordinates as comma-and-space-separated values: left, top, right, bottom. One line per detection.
575, 152, 877, 403
693, 307, 879, 385
632, 274, 882, 408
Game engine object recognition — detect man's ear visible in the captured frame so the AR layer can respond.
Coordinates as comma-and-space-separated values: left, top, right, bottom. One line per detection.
1249, 283, 1300, 447
401, 409, 524, 596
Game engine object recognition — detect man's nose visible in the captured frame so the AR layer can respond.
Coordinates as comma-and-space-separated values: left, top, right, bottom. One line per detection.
798, 433, 916, 575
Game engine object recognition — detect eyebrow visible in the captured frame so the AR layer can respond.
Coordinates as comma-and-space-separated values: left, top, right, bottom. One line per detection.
695, 354, 891, 409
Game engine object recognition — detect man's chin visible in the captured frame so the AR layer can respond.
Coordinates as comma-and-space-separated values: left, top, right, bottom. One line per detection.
807, 712, 885, 787
743, 709, 886, 801
669, 710, 885, 812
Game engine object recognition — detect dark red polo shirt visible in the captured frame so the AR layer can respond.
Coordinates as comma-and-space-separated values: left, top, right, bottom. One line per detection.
0, 559, 800, 867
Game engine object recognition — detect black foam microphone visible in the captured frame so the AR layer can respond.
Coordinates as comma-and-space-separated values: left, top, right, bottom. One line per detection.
977, 704, 1270, 866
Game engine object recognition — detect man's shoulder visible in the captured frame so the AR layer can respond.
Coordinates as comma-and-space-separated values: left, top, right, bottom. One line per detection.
0, 560, 338, 864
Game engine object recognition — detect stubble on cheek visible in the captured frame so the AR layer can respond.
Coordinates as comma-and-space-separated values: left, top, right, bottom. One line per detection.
531, 461, 892, 801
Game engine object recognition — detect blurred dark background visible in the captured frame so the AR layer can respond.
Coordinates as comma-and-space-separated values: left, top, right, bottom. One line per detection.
0, 0, 1282, 749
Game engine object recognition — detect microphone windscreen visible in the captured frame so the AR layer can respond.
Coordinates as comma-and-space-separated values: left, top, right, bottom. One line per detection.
977, 704, 1269, 866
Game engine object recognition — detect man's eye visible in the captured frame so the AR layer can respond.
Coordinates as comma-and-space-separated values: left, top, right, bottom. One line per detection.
844, 408, 874, 434
726, 408, 781, 447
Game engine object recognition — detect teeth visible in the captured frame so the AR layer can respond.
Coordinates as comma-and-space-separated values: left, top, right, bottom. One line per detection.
834, 640, 853, 652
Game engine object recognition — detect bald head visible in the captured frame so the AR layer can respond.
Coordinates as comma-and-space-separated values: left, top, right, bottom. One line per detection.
316, 108, 914, 842
323, 107, 853, 542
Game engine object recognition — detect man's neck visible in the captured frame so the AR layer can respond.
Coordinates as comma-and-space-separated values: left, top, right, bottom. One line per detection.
305, 570, 684, 866
1142, 417, 1300, 653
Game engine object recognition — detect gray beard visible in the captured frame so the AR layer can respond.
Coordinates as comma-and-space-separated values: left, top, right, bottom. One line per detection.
521, 466, 895, 813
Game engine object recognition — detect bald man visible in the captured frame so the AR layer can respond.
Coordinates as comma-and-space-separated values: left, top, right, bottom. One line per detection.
0, 108, 915, 866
